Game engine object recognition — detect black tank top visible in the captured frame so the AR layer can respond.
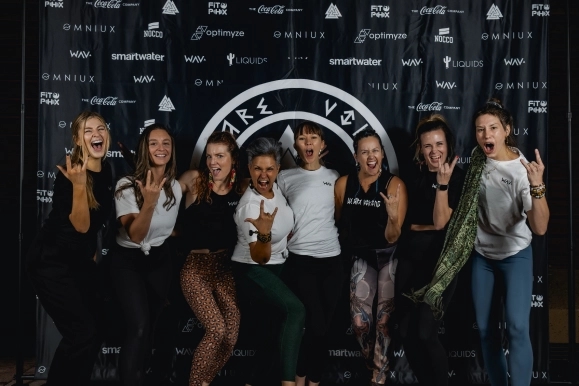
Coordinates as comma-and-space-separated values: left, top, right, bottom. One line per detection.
181, 189, 240, 252
339, 169, 394, 252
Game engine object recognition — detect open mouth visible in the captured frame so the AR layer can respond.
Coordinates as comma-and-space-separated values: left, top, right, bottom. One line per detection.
483, 143, 495, 154
211, 167, 222, 177
305, 148, 314, 157
91, 139, 103, 152
367, 160, 377, 170
257, 179, 269, 189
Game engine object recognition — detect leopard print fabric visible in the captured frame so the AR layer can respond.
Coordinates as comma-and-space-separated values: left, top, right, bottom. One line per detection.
180, 250, 240, 386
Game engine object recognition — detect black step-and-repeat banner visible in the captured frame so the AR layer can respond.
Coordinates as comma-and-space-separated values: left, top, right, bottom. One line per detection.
36, 0, 550, 384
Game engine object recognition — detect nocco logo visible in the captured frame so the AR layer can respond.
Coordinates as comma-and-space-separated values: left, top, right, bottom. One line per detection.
434, 27, 453, 43
42, 73, 95, 82
191, 26, 245, 40
443, 56, 483, 69
495, 81, 547, 90
45, 0, 63, 8
162, 0, 178, 15
371, 6, 389, 18
528, 101, 547, 113
532, 295, 544, 307
189, 79, 399, 176
159, 96, 175, 112
325, 3, 342, 19
487, 4, 503, 20
532, 4, 549, 16
62, 24, 115, 33
274, 31, 325, 39
139, 119, 155, 134
40, 92, 59, 105
248, 5, 303, 14
144, 22, 163, 38
227, 53, 268, 66
482, 32, 533, 40
208, 2, 227, 15
354, 29, 407, 43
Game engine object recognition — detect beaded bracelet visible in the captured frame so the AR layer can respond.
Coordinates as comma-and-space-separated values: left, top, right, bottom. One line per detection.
256, 232, 272, 243
530, 183, 546, 199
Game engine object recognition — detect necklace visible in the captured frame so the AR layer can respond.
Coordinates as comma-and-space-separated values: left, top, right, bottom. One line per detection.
484, 165, 497, 179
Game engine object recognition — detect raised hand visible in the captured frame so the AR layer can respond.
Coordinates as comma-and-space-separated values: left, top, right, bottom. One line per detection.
136, 170, 167, 206
521, 149, 545, 186
437, 155, 459, 185
380, 183, 400, 220
245, 200, 278, 234
57, 154, 88, 187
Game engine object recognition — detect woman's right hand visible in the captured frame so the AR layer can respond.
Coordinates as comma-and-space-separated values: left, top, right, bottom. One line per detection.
136, 170, 166, 207
436, 156, 459, 185
57, 154, 87, 187
245, 200, 278, 235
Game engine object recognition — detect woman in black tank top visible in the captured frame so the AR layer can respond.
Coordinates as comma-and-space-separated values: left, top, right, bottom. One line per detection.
177, 131, 243, 386
335, 128, 408, 385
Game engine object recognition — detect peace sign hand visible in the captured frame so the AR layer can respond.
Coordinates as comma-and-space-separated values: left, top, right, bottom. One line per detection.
245, 200, 278, 235
437, 156, 459, 185
521, 149, 545, 186
57, 154, 88, 187
136, 170, 167, 206
380, 183, 401, 221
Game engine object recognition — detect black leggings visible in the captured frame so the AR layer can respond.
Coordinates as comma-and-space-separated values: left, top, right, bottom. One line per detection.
395, 256, 457, 386
110, 243, 172, 386
283, 253, 343, 383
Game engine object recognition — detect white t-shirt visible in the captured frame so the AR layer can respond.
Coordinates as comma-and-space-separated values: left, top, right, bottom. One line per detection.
277, 166, 341, 257
231, 183, 294, 265
474, 150, 533, 260
115, 177, 182, 253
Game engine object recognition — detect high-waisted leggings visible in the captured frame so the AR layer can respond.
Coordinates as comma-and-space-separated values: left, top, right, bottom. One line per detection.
471, 245, 533, 386
180, 250, 240, 386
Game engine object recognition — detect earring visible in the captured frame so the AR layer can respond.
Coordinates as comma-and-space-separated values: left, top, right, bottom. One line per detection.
208, 170, 214, 190
228, 168, 236, 189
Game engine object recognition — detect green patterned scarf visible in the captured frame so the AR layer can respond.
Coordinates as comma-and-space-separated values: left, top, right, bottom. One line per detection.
404, 146, 486, 319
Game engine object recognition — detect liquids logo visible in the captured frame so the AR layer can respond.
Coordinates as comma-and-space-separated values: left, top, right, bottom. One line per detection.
532, 4, 549, 16
371, 5, 389, 18
448, 350, 476, 358
40, 91, 60, 105
227, 53, 268, 66
329, 57, 382, 66
45, 0, 63, 8
111, 52, 165, 61
325, 3, 342, 19
144, 22, 163, 38
42, 73, 95, 83
70, 50, 91, 59
487, 4, 503, 20
189, 79, 398, 177
191, 26, 245, 40
162, 0, 178, 15
159, 96, 175, 112
249, 5, 302, 14
82, 96, 136, 105
443, 56, 483, 69
62, 24, 115, 33
528, 100, 547, 113
354, 29, 407, 43
274, 30, 325, 39
208, 2, 227, 15
412, 5, 464, 14
434, 27, 453, 43
495, 81, 547, 90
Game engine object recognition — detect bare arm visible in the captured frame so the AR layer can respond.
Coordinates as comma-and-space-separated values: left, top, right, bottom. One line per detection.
433, 156, 459, 230
380, 176, 408, 244
523, 149, 550, 235
334, 176, 347, 222
246, 201, 278, 265
57, 155, 90, 233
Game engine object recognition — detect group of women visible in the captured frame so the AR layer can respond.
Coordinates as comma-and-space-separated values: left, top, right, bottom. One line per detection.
26, 97, 549, 386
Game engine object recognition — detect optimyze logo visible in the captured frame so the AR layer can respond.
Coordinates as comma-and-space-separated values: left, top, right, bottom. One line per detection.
487, 4, 503, 20
159, 96, 175, 112
370, 5, 389, 18
528, 100, 547, 113
325, 3, 342, 19
162, 0, 178, 15
208, 2, 227, 15
191, 26, 245, 40
354, 29, 407, 43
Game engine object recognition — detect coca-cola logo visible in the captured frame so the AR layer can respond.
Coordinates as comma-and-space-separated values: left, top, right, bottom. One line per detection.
93, 0, 122, 8
91, 96, 118, 105
258, 5, 285, 14
416, 102, 443, 111
420, 5, 446, 15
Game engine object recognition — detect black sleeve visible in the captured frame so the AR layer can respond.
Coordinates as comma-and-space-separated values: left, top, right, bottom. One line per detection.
448, 166, 466, 210
51, 170, 73, 221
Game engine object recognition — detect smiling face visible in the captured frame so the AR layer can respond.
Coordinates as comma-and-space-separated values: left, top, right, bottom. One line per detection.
206, 142, 233, 183
355, 136, 384, 177
249, 155, 280, 198
295, 131, 325, 169
148, 129, 172, 167
419, 129, 448, 172
76, 117, 109, 160
475, 114, 511, 160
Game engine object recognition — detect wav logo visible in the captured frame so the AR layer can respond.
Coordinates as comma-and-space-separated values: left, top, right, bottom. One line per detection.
435, 81, 457, 89
70, 50, 91, 58
184, 55, 206, 63
133, 75, 155, 83
401, 58, 422, 66
504, 58, 526, 65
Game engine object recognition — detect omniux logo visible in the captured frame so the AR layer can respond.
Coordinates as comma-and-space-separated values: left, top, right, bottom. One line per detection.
274, 31, 325, 39
62, 24, 115, 33
434, 27, 453, 43
495, 81, 547, 90
134, 75, 155, 83
42, 73, 95, 82
532, 4, 549, 16
111, 52, 165, 61
144, 22, 163, 38
70, 50, 91, 58
329, 57, 382, 66
325, 3, 342, 19
208, 2, 227, 15
45, 0, 63, 8
528, 101, 547, 113
227, 53, 268, 66
401, 58, 422, 66
191, 26, 245, 40
354, 29, 407, 43
482, 32, 533, 40
249, 5, 303, 14
371, 5, 389, 18
487, 4, 503, 20
184, 55, 206, 63
162, 0, 178, 14
435, 80, 457, 89
40, 91, 59, 105
504, 58, 525, 66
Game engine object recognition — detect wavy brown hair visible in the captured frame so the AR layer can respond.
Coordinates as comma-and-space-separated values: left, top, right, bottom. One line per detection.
194, 131, 241, 204
68, 111, 110, 209
412, 113, 456, 165
115, 124, 178, 210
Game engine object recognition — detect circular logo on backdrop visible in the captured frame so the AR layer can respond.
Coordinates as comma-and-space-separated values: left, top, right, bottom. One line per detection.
190, 79, 398, 175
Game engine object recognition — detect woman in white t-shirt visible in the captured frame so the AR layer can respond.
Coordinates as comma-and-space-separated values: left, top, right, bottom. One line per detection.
231, 137, 305, 386
276, 121, 342, 386
111, 124, 185, 386
471, 99, 549, 386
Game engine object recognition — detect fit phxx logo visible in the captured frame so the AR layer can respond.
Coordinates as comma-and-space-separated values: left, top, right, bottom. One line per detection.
208, 2, 227, 15
532, 4, 549, 16
528, 100, 547, 113
40, 92, 59, 105
370, 5, 389, 18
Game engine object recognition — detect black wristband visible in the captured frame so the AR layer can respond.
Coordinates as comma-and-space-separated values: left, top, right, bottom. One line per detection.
436, 183, 448, 191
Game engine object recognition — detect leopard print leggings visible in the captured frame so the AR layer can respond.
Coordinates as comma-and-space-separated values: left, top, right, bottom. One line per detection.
180, 250, 240, 386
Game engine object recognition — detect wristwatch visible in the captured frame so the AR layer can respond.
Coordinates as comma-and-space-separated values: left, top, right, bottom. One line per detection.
435, 183, 448, 191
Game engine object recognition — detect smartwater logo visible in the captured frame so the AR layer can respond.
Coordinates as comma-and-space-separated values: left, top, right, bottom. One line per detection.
532, 4, 549, 16
184, 55, 206, 63
111, 52, 165, 61
45, 0, 63, 7
370, 5, 389, 18
329, 57, 382, 66
134, 75, 155, 83
70, 50, 91, 58
325, 3, 342, 19
401, 58, 422, 66
144, 22, 163, 38
487, 4, 503, 20
162, 0, 178, 14
354, 29, 407, 43
504, 58, 525, 65
328, 349, 362, 357
40, 92, 60, 105
528, 100, 547, 113
208, 2, 227, 15
191, 26, 245, 40
102, 347, 121, 354
159, 96, 175, 112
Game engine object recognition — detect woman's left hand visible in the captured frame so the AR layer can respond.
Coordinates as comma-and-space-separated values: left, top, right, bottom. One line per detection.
521, 149, 545, 186
380, 184, 400, 221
